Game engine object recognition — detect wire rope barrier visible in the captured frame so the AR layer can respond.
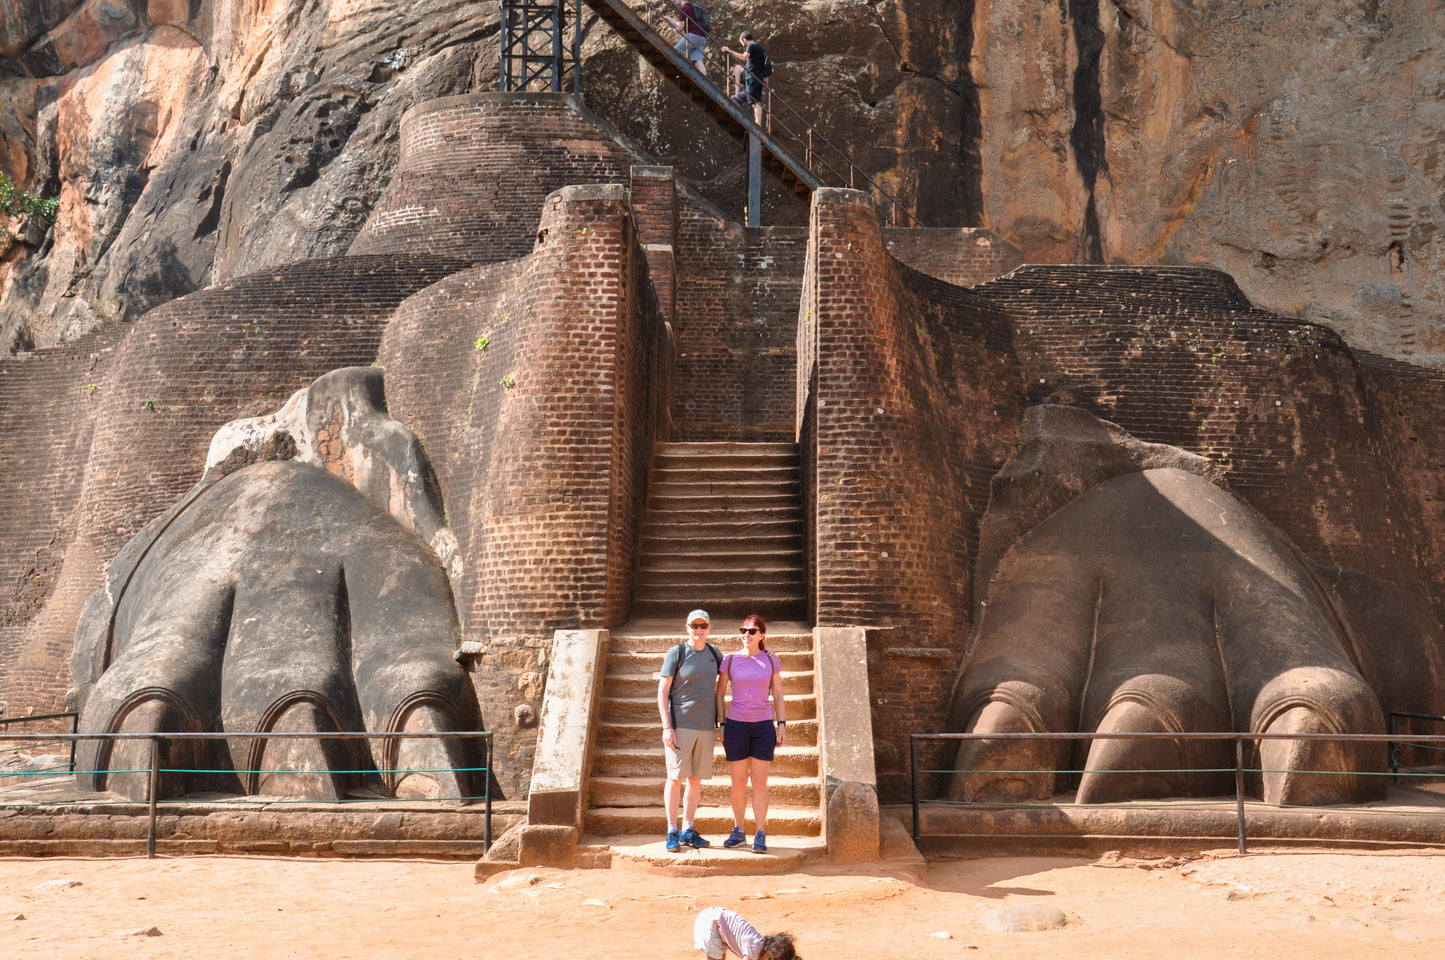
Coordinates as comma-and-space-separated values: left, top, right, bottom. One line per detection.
0, 729, 493, 858
910, 728, 1445, 855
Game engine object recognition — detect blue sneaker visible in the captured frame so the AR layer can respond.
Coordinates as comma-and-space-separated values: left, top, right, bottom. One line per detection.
680, 828, 710, 848
722, 827, 746, 848
665, 829, 681, 853
752, 831, 767, 853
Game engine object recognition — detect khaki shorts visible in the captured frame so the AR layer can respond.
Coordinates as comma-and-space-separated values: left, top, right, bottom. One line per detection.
665, 727, 715, 780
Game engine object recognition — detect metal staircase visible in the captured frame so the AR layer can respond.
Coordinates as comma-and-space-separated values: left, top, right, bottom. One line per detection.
500, 0, 920, 226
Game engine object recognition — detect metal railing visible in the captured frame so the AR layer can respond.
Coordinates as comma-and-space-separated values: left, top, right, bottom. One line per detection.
0, 730, 493, 858
1388, 710, 1445, 783
0, 711, 79, 775
604, 0, 923, 227
910, 730, 1445, 855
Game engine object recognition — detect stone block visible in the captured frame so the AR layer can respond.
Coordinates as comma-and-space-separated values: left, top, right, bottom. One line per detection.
518, 824, 578, 868
527, 629, 608, 830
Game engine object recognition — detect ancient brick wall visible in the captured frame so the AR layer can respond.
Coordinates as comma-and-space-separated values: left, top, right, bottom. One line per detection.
0, 326, 124, 716
799, 188, 1027, 796
377, 185, 667, 795
0, 255, 469, 715
350, 94, 642, 263
672, 208, 805, 441
884, 228, 1024, 288
972, 266, 1417, 582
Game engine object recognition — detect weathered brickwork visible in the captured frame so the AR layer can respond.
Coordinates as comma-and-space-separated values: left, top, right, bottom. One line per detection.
799, 189, 1026, 796
0, 326, 125, 716
673, 208, 806, 441
0, 255, 469, 715
977, 266, 1417, 585
629, 166, 677, 324
884, 228, 1024, 288
350, 94, 642, 262
377, 185, 667, 795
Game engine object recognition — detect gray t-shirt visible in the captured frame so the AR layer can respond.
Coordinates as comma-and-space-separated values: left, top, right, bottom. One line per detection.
661, 642, 721, 730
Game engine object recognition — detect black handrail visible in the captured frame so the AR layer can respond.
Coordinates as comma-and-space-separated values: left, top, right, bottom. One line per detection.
588, 0, 923, 226
0, 711, 79, 773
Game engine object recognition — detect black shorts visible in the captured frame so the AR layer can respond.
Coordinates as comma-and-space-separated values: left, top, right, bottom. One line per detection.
732, 77, 764, 106
722, 718, 776, 762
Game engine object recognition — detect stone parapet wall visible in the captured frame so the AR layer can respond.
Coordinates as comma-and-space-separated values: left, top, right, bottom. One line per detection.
0, 255, 469, 716
974, 266, 1415, 584
349, 94, 641, 263
884, 228, 1024, 288
0, 326, 125, 716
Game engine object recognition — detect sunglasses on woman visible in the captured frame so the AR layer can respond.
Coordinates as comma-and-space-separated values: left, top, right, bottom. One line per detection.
740, 627, 760, 635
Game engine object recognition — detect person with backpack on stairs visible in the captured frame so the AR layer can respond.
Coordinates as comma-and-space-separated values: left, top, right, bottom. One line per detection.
662, 1, 711, 77
716, 614, 785, 853
722, 30, 772, 126
658, 608, 724, 852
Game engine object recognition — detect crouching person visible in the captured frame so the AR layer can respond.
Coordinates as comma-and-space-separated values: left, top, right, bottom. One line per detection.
694, 906, 799, 960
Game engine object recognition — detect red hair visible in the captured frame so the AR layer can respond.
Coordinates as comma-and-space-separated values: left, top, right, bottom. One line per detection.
742, 614, 767, 651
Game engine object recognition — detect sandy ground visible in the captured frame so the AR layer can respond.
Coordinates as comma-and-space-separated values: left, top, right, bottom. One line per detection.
2, 850, 1444, 960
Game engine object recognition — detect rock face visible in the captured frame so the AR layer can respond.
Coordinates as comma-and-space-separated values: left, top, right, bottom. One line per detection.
1, 1, 1439, 362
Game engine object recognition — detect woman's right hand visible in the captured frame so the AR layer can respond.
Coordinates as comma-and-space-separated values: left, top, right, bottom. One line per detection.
663, 727, 677, 749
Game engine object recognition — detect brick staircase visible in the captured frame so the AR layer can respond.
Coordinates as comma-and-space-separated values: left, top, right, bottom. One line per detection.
631, 442, 806, 623
584, 628, 822, 844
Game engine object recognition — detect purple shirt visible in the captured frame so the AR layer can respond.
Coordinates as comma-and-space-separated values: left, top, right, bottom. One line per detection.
723, 651, 779, 722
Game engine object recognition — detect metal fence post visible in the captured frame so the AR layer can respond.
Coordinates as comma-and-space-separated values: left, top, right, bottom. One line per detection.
1234, 737, 1246, 854
483, 735, 493, 852
910, 735, 920, 844
1388, 712, 1399, 784
68, 713, 78, 775
146, 736, 160, 859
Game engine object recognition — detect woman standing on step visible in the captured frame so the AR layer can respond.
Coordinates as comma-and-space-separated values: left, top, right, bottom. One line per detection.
716, 614, 786, 853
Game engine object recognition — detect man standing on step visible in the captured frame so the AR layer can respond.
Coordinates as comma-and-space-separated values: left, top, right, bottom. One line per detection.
659, 608, 724, 852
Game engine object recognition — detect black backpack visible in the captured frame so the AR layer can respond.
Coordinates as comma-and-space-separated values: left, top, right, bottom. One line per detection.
667, 641, 722, 674
754, 47, 774, 78
690, 2, 710, 35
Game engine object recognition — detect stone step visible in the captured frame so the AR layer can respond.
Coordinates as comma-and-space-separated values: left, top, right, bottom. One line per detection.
654, 441, 798, 460
584, 804, 822, 838
588, 776, 821, 808
641, 519, 804, 538
607, 633, 814, 655
601, 696, 816, 723
606, 651, 812, 675
649, 481, 800, 499
595, 718, 818, 747
630, 597, 808, 621
639, 534, 805, 554
635, 564, 803, 583
642, 505, 802, 525
638, 548, 804, 567
651, 466, 800, 484
590, 745, 820, 779
603, 670, 814, 699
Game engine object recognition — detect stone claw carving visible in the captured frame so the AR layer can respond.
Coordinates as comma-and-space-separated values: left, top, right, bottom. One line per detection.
70, 369, 481, 802
948, 407, 1386, 806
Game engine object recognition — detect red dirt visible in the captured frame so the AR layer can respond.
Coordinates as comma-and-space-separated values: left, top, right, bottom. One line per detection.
2, 850, 1444, 959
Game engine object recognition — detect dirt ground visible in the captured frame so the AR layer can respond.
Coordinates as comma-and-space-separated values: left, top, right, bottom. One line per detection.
2, 849, 1444, 960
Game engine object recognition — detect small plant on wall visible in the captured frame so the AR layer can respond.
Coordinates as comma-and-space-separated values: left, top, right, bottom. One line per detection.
0, 172, 58, 243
